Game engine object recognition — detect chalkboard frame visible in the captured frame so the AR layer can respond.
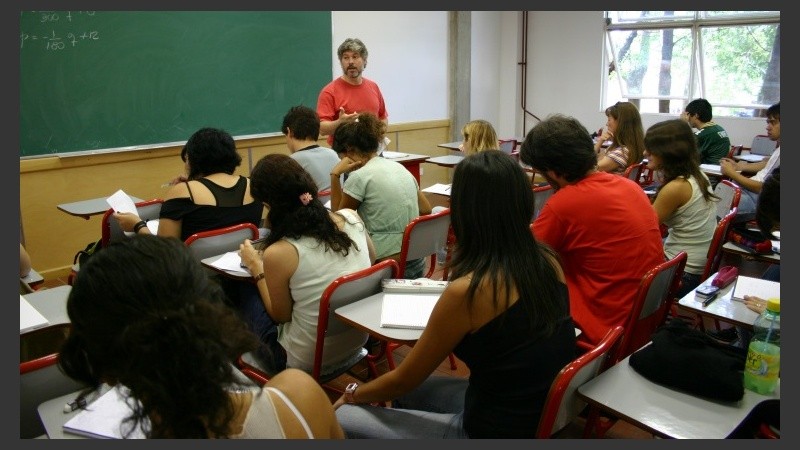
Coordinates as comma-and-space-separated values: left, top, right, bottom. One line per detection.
20, 11, 332, 158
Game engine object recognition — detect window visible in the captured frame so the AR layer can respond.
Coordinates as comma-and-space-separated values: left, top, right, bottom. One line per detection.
603, 11, 780, 118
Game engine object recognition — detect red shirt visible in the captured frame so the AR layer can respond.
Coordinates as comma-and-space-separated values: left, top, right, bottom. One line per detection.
316, 77, 387, 146
532, 172, 664, 344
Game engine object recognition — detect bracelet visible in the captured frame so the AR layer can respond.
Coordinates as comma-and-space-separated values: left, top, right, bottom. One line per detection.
133, 220, 148, 234
253, 273, 265, 282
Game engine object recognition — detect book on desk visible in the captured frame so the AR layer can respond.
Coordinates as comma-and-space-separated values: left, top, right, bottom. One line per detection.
63, 386, 146, 439
380, 293, 440, 330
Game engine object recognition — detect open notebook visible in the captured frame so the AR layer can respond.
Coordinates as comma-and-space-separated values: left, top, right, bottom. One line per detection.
380, 293, 439, 330
63, 386, 146, 439
731, 276, 780, 303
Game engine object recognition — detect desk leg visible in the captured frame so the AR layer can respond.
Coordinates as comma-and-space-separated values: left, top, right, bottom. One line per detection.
400, 161, 421, 185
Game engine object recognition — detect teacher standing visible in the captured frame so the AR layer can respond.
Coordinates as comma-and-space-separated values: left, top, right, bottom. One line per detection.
317, 38, 388, 149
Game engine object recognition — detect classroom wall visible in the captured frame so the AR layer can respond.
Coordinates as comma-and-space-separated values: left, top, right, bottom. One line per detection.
18, 10, 774, 280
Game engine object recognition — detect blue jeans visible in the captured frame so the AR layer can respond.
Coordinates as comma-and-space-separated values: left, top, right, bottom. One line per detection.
403, 257, 426, 279
336, 376, 469, 438
234, 282, 286, 374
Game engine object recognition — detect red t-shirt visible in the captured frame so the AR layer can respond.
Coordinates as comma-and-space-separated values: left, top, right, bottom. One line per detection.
532, 172, 664, 344
316, 77, 387, 146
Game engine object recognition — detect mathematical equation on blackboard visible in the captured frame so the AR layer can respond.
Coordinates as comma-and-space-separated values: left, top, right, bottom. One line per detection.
20, 11, 99, 51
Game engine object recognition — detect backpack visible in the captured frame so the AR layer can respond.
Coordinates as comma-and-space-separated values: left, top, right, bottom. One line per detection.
73, 239, 103, 266
727, 224, 773, 254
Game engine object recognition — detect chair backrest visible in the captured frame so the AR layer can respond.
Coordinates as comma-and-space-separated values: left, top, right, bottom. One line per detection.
701, 207, 737, 280
313, 259, 398, 381
713, 179, 742, 221
536, 325, 625, 438
498, 139, 517, 155
20, 351, 87, 438
397, 209, 451, 278
101, 198, 164, 246
616, 251, 687, 362
533, 184, 554, 220
184, 222, 260, 261
318, 189, 332, 208
727, 144, 744, 159
622, 162, 644, 183
750, 134, 777, 156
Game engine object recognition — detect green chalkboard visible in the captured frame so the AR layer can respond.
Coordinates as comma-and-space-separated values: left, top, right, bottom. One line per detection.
20, 11, 332, 157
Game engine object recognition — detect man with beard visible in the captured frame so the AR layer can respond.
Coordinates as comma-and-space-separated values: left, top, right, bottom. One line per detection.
317, 38, 388, 149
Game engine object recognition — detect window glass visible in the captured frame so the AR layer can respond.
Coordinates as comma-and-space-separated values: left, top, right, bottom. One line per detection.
603, 11, 780, 118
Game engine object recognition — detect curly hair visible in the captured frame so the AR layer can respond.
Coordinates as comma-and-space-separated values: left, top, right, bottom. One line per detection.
180, 127, 242, 180
250, 154, 358, 255
332, 112, 385, 156
58, 236, 260, 438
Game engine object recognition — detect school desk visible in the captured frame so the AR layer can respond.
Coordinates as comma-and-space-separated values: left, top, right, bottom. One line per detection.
23, 285, 71, 326
57, 196, 143, 220
577, 347, 780, 439
383, 152, 430, 184
21, 268, 45, 290
721, 241, 780, 265
437, 141, 463, 151
676, 272, 764, 330
425, 155, 464, 168
38, 385, 113, 439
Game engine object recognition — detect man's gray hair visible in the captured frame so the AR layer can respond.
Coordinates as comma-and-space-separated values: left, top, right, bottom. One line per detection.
337, 38, 368, 60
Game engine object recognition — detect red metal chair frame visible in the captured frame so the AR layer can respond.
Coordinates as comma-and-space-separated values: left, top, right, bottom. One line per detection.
536, 326, 624, 438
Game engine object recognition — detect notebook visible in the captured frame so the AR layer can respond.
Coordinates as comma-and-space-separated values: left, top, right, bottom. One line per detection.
731, 276, 780, 303
380, 293, 439, 329
63, 386, 146, 439
382, 151, 409, 159
20, 295, 49, 334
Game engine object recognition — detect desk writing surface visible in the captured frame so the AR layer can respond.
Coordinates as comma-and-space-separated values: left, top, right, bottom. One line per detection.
437, 141, 462, 151
334, 292, 423, 344
201, 253, 253, 280
722, 241, 780, 264
677, 272, 759, 329
38, 385, 112, 439
57, 196, 143, 218
425, 155, 464, 168
22, 268, 45, 287
577, 351, 780, 439
24, 285, 72, 326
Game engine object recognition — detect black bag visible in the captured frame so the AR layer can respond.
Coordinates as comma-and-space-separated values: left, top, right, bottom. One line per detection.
73, 239, 103, 266
629, 319, 747, 402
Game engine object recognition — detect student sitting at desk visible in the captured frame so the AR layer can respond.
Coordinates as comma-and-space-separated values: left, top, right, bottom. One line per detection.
644, 119, 718, 297
238, 154, 376, 375
283, 105, 342, 192
594, 101, 645, 175
329, 112, 432, 279
113, 127, 263, 241
333, 151, 576, 439
58, 236, 344, 439
459, 119, 499, 155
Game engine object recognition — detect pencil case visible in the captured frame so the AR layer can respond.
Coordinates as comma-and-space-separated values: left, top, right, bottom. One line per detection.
711, 266, 738, 289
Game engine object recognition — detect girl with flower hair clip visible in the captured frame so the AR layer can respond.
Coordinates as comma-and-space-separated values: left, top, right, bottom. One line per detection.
239, 154, 376, 376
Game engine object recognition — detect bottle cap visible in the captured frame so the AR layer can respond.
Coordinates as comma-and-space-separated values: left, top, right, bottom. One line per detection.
766, 298, 780, 313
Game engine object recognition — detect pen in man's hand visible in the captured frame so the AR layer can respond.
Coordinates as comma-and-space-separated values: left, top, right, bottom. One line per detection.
63, 397, 87, 413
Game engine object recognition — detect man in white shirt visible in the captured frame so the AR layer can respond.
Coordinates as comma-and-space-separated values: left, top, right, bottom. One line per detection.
719, 102, 780, 223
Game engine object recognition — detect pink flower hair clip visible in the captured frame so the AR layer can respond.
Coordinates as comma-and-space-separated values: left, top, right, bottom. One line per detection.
299, 192, 313, 206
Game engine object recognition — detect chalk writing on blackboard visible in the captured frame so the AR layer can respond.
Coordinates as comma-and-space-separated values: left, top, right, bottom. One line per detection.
20, 11, 98, 51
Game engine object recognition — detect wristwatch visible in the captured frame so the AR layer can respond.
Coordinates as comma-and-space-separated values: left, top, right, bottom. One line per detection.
344, 382, 359, 404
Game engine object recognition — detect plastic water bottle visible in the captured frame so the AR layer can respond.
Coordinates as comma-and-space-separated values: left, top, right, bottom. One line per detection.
744, 298, 780, 394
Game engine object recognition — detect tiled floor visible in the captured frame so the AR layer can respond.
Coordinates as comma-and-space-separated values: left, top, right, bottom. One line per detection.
36, 251, 774, 439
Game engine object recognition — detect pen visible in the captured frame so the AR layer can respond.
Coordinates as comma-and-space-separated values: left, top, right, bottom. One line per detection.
701, 293, 719, 307
63, 397, 87, 413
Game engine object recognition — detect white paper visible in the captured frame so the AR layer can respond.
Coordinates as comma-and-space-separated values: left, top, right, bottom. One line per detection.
736, 154, 766, 163
146, 219, 159, 235
380, 293, 439, 329
208, 251, 251, 276
421, 183, 452, 196
106, 189, 138, 214
20, 295, 49, 334
63, 386, 146, 439
699, 164, 722, 176
382, 151, 409, 159
731, 276, 780, 302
